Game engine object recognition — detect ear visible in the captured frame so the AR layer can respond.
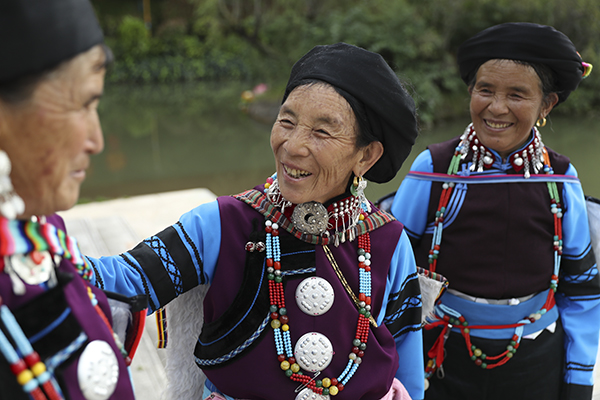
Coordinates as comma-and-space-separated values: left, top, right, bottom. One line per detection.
354, 141, 384, 177
541, 93, 559, 118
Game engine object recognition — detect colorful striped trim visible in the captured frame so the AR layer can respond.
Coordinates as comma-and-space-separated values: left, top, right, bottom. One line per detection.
0, 217, 91, 281
233, 189, 395, 245
407, 171, 581, 185
156, 307, 168, 349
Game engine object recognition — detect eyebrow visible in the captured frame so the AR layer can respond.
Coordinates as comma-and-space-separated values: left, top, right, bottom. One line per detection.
476, 81, 532, 94
279, 105, 343, 126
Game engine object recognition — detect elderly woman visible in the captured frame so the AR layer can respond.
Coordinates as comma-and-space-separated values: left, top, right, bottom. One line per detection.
88, 43, 424, 400
391, 23, 600, 400
0, 0, 138, 399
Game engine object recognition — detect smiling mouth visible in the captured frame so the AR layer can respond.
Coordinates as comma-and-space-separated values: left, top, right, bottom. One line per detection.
283, 164, 312, 179
485, 120, 513, 129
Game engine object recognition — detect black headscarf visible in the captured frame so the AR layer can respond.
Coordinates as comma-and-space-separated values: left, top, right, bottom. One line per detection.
283, 43, 418, 184
0, 0, 104, 83
457, 22, 589, 105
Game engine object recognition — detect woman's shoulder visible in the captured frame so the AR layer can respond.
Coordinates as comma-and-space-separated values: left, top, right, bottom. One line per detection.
427, 135, 462, 172
545, 145, 572, 175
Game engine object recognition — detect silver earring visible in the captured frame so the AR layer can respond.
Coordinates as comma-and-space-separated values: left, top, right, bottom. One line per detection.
0, 150, 24, 219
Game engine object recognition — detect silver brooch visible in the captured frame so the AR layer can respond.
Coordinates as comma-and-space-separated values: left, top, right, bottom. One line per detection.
291, 202, 329, 235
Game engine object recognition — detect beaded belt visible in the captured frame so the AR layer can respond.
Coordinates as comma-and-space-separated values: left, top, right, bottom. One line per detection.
424, 289, 557, 377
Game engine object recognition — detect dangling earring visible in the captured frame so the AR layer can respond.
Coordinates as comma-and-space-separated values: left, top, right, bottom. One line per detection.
0, 150, 24, 219
536, 117, 547, 128
350, 175, 370, 213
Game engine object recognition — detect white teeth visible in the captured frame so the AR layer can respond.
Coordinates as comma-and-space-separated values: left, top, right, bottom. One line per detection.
284, 165, 311, 178
486, 120, 511, 129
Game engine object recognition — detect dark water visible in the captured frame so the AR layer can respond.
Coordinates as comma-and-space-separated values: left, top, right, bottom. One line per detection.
84, 82, 600, 204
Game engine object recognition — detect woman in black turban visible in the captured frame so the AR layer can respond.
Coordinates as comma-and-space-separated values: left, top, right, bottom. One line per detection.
84, 42, 425, 399
391, 22, 599, 400
0, 0, 139, 399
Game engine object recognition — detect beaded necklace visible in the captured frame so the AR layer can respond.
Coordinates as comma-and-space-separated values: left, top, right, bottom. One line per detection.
425, 125, 562, 375
0, 296, 64, 400
264, 214, 372, 397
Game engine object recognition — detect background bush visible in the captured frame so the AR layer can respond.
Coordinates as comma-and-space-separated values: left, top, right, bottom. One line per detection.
93, 0, 600, 125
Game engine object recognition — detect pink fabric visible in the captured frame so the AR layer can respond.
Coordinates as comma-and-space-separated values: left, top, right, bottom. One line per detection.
380, 378, 412, 400
204, 378, 411, 400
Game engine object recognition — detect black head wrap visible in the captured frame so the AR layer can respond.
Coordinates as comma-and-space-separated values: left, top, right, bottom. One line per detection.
0, 0, 104, 83
282, 43, 418, 184
457, 22, 590, 105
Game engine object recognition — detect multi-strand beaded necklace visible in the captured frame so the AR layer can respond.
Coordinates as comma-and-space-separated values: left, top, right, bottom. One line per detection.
264, 209, 373, 397
425, 125, 562, 375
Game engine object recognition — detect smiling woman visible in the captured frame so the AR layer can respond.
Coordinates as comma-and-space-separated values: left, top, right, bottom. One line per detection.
85, 42, 425, 400
391, 22, 600, 400
271, 83, 383, 205
0, 1, 137, 399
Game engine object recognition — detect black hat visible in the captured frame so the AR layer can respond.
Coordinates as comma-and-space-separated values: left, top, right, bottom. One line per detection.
457, 22, 591, 105
283, 43, 419, 184
0, 0, 104, 83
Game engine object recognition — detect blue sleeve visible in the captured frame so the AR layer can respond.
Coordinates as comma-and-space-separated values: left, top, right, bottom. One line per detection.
555, 164, 600, 393
377, 230, 424, 400
391, 150, 433, 240
87, 200, 222, 313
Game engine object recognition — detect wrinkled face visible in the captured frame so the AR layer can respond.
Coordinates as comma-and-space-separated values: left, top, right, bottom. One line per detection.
469, 59, 557, 159
0, 45, 106, 217
270, 84, 368, 205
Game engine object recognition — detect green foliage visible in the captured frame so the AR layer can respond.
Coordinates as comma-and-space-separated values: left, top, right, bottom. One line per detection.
99, 0, 600, 124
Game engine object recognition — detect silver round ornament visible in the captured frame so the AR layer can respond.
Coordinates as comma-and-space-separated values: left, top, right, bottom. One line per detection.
77, 340, 119, 400
291, 202, 329, 235
295, 277, 335, 316
294, 332, 334, 372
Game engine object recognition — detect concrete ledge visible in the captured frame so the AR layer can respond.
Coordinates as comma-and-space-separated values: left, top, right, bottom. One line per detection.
58, 188, 217, 400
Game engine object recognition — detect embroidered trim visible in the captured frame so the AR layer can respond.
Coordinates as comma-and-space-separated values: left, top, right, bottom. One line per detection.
233, 189, 395, 245
195, 314, 271, 367
407, 171, 580, 184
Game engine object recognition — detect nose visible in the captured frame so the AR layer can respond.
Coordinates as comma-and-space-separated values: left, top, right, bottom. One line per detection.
488, 94, 509, 115
282, 128, 310, 157
86, 110, 104, 155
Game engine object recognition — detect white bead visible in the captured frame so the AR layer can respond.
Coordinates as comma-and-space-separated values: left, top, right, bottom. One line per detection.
272, 223, 279, 230
364, 260, 371, 266
265, 220, 272, 227
358, 255, 366, 262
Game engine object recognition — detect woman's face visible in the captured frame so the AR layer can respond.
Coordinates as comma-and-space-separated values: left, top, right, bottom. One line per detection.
271, 84, 378, 205
0, 45, 106, 217
469, 59, 558, 159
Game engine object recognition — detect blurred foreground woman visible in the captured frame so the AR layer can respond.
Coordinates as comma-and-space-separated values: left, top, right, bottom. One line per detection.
0, 1, 138, 399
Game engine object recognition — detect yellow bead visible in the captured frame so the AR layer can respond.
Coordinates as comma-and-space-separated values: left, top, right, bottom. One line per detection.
265, 183, 271, 189
474, 349, 482, 357
322, 378, 331, 388
17, 370, 34, 385
271, 319, 281, 329
427, 359, 434, 368
282, 324, 289, 332
329, 386, 339, 395
291, 363, 300, 373
31, 362, 46, 376
359, 214, 365, 221
280, 360, 290, 370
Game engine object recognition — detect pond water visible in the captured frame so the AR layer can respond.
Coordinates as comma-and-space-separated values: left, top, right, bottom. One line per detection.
85, 81, 600, 205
